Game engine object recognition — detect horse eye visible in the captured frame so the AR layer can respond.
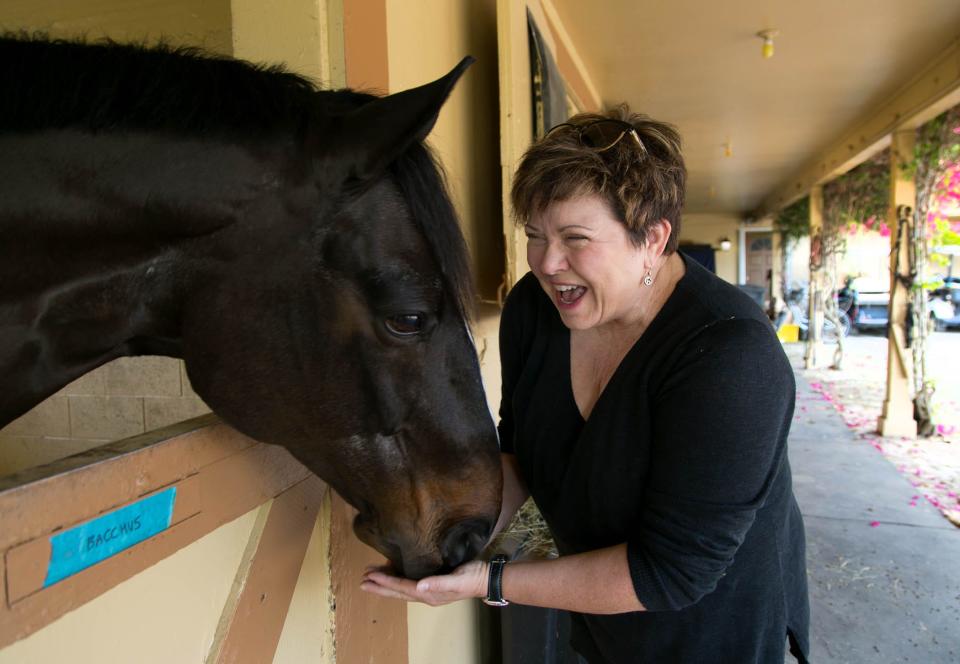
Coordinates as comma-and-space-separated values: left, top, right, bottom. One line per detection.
384, 314, 425, 337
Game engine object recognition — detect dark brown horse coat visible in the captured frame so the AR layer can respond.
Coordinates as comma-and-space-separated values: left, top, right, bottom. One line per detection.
0, 36, 501, 578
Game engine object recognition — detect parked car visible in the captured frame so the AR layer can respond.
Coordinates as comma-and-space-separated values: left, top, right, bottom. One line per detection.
931, 276, 960, 330
845, 277, 889, 332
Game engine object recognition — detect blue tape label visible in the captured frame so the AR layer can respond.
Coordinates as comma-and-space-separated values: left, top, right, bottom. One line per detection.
44, 486, 177, 587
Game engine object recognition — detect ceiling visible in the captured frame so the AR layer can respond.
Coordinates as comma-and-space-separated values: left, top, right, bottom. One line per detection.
551, 0, 960, 217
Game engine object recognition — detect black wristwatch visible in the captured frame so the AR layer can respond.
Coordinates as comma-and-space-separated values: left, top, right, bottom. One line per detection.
482, 554, 510, 607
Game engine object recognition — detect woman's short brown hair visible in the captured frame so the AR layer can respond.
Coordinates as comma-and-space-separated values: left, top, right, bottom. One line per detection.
511, 105, 686, 252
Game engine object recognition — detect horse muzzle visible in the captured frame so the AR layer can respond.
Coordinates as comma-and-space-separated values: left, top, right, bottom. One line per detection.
353, 512, 495, 580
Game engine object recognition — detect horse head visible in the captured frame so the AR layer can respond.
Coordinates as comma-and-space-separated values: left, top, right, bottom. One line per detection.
175, 59, 502, 578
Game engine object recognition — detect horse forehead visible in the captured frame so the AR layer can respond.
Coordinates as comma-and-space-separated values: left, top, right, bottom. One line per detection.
337, 179, 430, 254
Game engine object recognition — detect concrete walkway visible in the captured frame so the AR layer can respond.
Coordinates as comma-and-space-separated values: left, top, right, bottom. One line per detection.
789, 367, 960, 662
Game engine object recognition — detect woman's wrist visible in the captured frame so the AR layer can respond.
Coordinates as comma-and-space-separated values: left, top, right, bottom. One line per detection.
479, 561, 490, 598
482, 555, 510, 606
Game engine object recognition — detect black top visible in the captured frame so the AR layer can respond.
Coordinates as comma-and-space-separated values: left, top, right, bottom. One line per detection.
497, 255, 809, 663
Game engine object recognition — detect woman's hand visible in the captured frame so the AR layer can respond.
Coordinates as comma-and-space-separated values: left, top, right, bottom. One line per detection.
360, 560, 488, 607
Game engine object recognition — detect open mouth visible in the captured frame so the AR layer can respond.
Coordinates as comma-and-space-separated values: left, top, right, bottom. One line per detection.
555, 284, 587, 306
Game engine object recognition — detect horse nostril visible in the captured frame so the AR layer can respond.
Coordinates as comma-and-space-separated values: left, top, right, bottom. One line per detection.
440, 518, 492, 569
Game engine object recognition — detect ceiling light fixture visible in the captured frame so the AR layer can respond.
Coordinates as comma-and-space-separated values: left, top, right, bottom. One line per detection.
719, 237, 732, 252
756, 29, 779, 59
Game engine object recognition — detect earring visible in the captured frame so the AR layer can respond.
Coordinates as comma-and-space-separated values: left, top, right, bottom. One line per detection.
643, 270, 654, 287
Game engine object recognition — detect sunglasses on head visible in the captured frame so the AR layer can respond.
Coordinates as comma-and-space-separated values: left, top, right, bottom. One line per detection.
546, 118, 646, 153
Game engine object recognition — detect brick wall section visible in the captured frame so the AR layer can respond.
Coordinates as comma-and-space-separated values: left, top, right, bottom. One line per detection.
0, 358, 210, 476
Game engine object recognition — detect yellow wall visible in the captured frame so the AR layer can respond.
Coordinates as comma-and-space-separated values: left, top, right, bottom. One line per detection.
386, 0, 503, 301
231, 0, 343, 85
0, 0, 231, 53
0, 509, 261, 664
679, 212, 741, 283
273, 497, 335, 664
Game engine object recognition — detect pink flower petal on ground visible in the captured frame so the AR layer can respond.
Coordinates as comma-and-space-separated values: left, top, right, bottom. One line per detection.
869, 521, 881, 527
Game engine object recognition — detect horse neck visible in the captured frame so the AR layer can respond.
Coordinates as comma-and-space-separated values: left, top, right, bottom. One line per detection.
0, 129, 266, 423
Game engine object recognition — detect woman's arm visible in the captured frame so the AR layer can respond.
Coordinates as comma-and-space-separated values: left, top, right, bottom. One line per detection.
361, 455, 641, 614
360, 542, 644, 614
499, 544, 644, 614
492, 453, 529, 537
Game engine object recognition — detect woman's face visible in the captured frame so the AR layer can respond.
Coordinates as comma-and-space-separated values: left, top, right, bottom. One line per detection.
525, 195, 650, 331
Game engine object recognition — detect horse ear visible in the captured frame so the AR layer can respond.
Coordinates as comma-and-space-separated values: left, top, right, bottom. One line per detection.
330, 56, 474, 183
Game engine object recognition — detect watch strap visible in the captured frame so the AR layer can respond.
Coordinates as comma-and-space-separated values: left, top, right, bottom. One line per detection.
483, 554, 510, 607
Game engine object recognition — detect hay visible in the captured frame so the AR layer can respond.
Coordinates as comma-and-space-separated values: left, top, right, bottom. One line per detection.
485, 498, 558, 560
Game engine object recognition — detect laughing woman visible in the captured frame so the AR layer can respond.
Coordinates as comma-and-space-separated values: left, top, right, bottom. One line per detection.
361, 107, 810, 664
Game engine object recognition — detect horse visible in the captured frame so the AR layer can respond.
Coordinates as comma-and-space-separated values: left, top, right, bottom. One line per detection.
0, 35, 502, 580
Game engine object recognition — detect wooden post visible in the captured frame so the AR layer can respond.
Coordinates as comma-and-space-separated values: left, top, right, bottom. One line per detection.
878, 130, 918, 438
343, 0, 389, 91
805, 185, 824, 369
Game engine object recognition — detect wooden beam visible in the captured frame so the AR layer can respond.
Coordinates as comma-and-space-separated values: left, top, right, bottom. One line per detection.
758, 37, 960, 217
330, 493, 408, 664
878, 130, 919, 438
207, 477, 326, 664
0, 416, 314, 648
497, 0, 534, 287
342, 0, 388, 91
539, 0, 601, 112
333, 6, 408, 663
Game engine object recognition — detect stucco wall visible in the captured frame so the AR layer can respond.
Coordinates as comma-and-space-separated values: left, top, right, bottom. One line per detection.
0, 358, 210, 476
386, 0, 503, 301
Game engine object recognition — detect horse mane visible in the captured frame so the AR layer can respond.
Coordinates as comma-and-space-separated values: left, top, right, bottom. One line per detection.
0, 33, 475, 319
0, 32, 328, 136
390, 144, 475, 323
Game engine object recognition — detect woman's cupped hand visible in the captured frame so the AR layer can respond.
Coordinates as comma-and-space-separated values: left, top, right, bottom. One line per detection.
360, 559, 488, 607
